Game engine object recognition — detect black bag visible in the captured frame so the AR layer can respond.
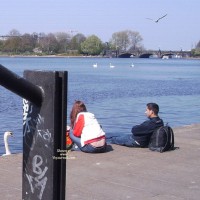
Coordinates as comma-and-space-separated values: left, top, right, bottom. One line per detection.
148, 124, 174, 153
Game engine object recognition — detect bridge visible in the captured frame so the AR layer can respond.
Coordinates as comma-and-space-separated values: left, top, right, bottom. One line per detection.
138, 50, 191, 58
105, 50, 191, 58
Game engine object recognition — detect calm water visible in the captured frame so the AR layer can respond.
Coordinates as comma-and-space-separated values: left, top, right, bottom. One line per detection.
0, 57, 200, 154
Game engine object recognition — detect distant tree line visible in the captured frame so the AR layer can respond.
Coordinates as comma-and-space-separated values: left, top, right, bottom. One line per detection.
0, 29, 144, 56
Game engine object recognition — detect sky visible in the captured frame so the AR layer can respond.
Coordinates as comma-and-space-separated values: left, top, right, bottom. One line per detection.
1, 0, 200, 51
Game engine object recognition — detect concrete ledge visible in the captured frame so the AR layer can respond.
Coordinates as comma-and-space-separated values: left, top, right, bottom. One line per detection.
1, 124, 200, 200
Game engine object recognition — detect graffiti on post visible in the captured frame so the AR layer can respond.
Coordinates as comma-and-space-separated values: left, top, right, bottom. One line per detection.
26, 155, 48, 200
23, 99, 52, 199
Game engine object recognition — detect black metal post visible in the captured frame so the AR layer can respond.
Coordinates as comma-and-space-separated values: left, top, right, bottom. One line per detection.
0, 64, 67, 200
22, 70, 67, 200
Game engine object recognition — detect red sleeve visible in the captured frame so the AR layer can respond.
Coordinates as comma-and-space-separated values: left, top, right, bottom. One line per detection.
73, 114, 85, 137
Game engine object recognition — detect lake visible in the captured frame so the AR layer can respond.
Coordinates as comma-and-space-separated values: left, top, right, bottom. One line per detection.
0, 57, 200, 154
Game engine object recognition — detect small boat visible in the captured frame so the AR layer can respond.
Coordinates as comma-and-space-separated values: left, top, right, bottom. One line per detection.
162, 55, 169, 59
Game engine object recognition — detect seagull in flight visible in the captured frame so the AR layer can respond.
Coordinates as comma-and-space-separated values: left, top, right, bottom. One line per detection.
146, 14, 167, 23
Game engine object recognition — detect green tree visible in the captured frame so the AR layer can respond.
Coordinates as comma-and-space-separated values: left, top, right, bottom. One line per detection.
196, 40, 200, 49
110, 30, 143, 52
55, 32, 71, 53
127, 30, 143, 52
3, 29, 22, 53
0, 40, 4, 52
37, 33, 59, 54
80, 35, 103, 55
110, 31, 129, 51
8, 29, 21, 37
70, 33, 86, 52
21, 33, 37, 53
191, 40, 200, 57
47, 33, 59, 54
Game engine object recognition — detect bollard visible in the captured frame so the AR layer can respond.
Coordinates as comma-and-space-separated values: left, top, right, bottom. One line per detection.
0, 65, 67, 200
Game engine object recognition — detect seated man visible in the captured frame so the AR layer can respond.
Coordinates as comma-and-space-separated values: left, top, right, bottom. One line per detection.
109, 103, 164, 147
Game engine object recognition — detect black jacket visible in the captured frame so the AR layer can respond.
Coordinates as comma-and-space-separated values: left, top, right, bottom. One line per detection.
132, 117, 164, 147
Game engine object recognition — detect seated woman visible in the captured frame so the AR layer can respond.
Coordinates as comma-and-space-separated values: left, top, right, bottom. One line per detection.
69, 100, 107, 153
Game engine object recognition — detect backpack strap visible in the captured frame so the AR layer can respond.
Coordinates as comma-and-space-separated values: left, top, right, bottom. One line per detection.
169, 126, 175, 150
166, 125, 175, 150
160, 126, 169, 153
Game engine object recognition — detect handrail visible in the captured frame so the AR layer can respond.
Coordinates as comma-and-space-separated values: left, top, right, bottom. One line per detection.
0, 64, 43, 107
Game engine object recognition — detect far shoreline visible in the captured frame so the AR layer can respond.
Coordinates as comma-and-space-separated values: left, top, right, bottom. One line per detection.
0, 54, 200, 60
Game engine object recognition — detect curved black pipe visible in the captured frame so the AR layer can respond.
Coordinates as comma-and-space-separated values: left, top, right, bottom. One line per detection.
0, 64, 43, 107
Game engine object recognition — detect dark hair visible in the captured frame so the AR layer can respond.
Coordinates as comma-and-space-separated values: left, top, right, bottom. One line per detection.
70, 100, 87, 128
146, 103, 159, 115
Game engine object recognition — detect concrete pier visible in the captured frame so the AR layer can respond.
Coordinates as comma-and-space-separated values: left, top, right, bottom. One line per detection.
1, 124, 200, 200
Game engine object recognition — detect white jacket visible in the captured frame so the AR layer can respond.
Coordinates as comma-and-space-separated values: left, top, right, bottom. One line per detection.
73, 112, 105, 147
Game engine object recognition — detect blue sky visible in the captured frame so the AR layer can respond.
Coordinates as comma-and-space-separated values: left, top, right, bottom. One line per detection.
1, 0, 199, 51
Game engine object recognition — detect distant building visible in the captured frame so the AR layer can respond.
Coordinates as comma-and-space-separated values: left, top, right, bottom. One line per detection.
33, 48, 42, 54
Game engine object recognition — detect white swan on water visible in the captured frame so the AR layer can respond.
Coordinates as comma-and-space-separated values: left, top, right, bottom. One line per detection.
2, 131, 13, 156
93, 63, 98, 68
109, 63, 115, 68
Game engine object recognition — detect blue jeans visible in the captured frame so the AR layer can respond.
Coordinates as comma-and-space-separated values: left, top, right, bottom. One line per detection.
109, 134, 140, 147
69, 131, 107, 153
